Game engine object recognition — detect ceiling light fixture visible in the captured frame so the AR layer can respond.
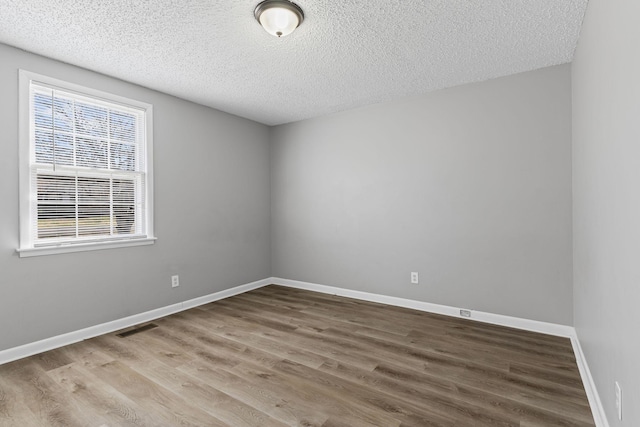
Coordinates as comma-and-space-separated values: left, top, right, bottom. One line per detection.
254, 0, 304, 38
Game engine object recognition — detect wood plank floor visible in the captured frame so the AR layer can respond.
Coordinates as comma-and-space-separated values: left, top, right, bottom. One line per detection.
0, 285, 595, 426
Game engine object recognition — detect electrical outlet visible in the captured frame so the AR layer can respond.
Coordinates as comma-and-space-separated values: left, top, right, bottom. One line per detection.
411, 272, 419, 284
171, 275, 180, 288
460, 309, 471, 318
615, 381, 622, 420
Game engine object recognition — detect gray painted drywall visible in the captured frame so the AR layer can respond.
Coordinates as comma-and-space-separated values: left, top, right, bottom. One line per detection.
271, 65, 573, 325
0, 43, 271, 351
572, 0, 640, 424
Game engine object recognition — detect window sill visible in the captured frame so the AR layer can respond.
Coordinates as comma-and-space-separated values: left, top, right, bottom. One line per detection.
16, 237, 157, 258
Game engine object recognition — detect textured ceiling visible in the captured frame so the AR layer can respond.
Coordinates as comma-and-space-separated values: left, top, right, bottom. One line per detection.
0, 0, 588, 125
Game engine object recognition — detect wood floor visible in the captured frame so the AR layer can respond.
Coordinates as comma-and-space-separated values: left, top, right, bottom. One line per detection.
0, 285, 595, 426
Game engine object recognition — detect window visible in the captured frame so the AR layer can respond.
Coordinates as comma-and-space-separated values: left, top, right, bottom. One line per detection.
18, 70, 155, 257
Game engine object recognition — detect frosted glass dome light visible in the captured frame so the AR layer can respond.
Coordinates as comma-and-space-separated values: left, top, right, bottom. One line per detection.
254, 0, 304, 38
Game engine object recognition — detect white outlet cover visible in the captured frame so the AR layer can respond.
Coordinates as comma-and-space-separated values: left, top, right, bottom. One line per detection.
615, 381, 622, 420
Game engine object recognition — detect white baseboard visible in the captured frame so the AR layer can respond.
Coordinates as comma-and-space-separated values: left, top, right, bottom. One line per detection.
570, 333, 610, 427
0, 278, 271, 366
270, 277, 609, 427
271, 277, 574, 337
0, 275, 608, 427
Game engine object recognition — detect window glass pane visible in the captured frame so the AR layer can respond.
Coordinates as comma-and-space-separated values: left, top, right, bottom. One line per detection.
54, 133, 74, 165
53, 97, 74, 132
37, 174, 76, 203
110, 142, 136, 171
77, 205, 111, 236
110, 111, 136, 143
35, 131, 75, 165
35, 130, 54, 164
37, 174, 76, 239
113, 178, 135, 234
77, 177, 110, 203
37, 205, 77, 238
76, 138, 108, 169
77, 178, 111, 236
34, 93, 52, 129
75, 102, 108, 138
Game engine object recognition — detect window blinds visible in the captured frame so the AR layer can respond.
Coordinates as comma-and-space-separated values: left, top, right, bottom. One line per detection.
28, 83, 148, 247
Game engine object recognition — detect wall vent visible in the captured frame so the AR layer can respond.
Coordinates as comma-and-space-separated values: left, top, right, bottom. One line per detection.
116, 323, 158, 338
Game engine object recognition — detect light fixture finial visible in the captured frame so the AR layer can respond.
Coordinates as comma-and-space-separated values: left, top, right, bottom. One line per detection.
254, 0, 304, 38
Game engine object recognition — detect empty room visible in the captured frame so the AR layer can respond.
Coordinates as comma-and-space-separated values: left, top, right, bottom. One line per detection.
0, 0, 637, 425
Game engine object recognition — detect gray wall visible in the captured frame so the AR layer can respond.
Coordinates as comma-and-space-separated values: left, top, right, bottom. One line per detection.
0, 43, 271, 351
271, 65, 573, 325
572, 0, 640, 424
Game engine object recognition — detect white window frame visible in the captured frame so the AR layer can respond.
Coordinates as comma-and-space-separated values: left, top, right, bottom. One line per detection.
17, 70, 155, 257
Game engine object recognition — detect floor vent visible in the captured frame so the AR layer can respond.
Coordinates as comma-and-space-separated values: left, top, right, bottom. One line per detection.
116, 323, 158, 338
